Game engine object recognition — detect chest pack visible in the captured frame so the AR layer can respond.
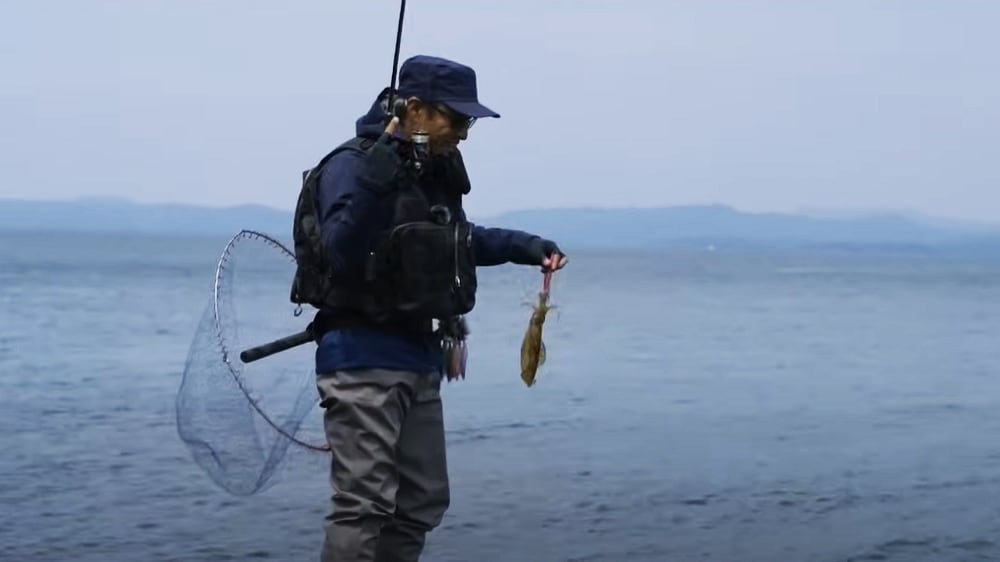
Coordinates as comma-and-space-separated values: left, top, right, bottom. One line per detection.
289, 137, 478, 326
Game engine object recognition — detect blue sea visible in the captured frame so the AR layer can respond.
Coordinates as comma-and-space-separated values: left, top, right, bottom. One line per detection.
3, 230, 1000, 562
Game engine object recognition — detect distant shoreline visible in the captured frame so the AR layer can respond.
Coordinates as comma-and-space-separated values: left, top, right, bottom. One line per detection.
2, 198, 1000, 255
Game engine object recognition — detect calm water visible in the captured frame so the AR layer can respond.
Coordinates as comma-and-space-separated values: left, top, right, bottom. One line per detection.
2, 230, 1000, 562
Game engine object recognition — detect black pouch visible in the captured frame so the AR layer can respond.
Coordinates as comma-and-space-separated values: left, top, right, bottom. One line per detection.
373, 220, 477, 318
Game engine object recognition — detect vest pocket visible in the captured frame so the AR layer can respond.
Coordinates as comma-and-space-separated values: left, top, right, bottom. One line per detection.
377, 221, 477, 318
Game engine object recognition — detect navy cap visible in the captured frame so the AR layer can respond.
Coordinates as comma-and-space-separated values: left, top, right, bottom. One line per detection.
396, 55, 500, 119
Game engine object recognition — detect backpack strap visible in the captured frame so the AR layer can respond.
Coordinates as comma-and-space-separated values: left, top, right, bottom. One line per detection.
302, 135, 377, 185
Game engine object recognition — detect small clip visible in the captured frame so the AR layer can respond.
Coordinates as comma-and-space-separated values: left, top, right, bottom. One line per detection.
429, 204, 452, 225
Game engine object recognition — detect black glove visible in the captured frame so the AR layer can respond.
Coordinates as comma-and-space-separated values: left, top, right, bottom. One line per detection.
359, 131, 405, 196
526, 237, 565, 266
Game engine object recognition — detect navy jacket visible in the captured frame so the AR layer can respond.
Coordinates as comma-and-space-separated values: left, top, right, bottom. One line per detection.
313, 92, 543, 375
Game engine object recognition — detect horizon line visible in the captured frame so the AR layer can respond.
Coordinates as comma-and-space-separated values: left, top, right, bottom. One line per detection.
4, 194, 1000, 227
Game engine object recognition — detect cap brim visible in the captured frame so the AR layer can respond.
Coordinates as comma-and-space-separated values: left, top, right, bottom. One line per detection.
441, 100, 500, 119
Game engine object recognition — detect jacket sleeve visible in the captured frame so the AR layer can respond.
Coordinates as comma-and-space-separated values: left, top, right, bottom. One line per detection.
452, 206, 541, 266
314, 151, 392, 276
470, 224, 543, 266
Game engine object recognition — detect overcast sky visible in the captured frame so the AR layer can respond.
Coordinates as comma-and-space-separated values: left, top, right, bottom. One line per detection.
2, 1, 998, 222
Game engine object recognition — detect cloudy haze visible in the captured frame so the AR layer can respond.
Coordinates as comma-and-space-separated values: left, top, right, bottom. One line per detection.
2, 0, 998, 222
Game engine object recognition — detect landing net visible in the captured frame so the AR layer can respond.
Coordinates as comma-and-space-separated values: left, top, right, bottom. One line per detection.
175, 230, 328, 496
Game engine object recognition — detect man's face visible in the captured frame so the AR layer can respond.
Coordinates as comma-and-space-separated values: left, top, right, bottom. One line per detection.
403, 98, 476, 155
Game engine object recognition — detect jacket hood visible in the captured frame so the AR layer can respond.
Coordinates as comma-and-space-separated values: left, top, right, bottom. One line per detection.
355, 87, 393, 139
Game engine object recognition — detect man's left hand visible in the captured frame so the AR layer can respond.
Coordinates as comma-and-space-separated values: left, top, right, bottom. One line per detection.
543, 251, 568, 272
529, 238, 568, 272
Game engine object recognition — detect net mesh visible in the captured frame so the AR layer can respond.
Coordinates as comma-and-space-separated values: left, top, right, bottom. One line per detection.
175, 230, 327, 496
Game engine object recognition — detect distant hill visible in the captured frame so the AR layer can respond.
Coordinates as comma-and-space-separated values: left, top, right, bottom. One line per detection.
485, 204, 1000, 251
2, 197, 999, 252
0, 197, 293, 237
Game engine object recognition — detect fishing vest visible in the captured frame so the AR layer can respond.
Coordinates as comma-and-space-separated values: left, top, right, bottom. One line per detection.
289, 136, 478, 331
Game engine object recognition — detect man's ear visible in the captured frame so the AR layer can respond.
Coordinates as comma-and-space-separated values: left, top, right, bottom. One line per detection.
404, 97, 424, 120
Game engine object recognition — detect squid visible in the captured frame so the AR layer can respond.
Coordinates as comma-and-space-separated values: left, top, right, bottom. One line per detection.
520, 266, 556, 387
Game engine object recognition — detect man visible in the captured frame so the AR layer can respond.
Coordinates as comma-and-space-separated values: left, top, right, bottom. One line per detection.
289, 54, 567, 562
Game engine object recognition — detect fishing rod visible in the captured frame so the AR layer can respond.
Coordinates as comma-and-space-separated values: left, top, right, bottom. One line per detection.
240, 0, 409, 365
387, 0, 407, 114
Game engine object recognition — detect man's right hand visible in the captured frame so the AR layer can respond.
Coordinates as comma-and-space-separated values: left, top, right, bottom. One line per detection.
360, 116, 404, 195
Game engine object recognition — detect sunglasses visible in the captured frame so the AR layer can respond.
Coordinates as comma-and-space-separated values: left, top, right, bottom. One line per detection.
432, 104, 476, 130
